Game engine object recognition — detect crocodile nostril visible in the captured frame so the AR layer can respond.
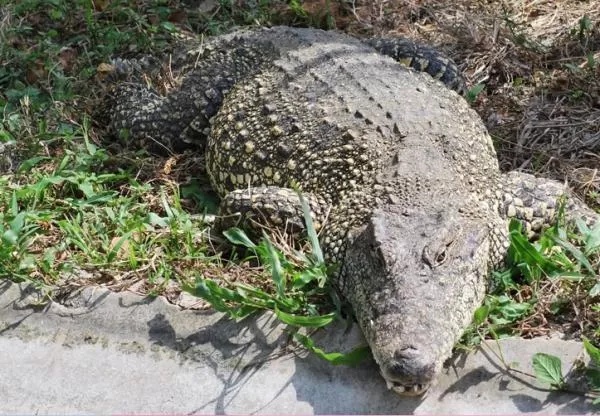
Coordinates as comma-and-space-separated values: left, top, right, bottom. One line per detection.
382, 347, 436, 385
395, 346, 420, 360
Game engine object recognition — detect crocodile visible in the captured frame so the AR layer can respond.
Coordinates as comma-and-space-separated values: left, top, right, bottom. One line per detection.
105, 26, 598, 395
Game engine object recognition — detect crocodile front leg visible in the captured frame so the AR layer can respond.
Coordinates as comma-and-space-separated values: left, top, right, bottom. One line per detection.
216, 186, 328, 242
498, 171, 598, 237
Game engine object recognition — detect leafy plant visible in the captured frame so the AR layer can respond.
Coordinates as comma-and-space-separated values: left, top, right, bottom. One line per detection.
184, 195, 369, 366
530, 337, 600, 404
465, 209, 600, 346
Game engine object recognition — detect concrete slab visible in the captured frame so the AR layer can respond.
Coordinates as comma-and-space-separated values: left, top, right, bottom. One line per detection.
0, 280, 595, 414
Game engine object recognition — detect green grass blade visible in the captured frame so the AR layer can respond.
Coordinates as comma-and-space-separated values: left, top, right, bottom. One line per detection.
548, 234, 595, 274
509, 229, 551, 269
106, 231, 134, 263
223, 227, 257, 249
275, 307, 336, 328
294, 332, 371, 366
184, 279, 258, 318
584, 222, 600, 255
298, 192, 323, 264
263, 231, 286, 298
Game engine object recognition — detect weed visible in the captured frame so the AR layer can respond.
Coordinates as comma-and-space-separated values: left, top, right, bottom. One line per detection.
531, 338, 600, 404
460, 200, 600, 401
184, 195, 370, 365
572, 15, 594, 43
465, 83, 485, 105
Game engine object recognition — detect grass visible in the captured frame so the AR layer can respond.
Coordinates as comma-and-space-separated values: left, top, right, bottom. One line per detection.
0, 0, 600, 396
464, 212, 600, 345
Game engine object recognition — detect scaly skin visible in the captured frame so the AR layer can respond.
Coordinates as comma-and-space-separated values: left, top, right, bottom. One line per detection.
104, 26, 598, 395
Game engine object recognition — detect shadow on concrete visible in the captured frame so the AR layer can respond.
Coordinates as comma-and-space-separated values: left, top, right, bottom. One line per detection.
1, 281, 595, 414
0, 280, 46, 311
476, 341, 593, 414
141, 307, 423, 414
146, 310, 293, 414
508, 391, 592, 414
155, 305, 424, 413
0, 280, 48, 335
287, 351, 425, 414
439, 365, 499, 399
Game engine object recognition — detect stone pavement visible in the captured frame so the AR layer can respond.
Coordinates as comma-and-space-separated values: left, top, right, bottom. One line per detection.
0, 280, 595, 414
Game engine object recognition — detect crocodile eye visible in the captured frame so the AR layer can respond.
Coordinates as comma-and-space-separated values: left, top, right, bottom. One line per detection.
423, 240, 453, 268
434, 249, 447, 265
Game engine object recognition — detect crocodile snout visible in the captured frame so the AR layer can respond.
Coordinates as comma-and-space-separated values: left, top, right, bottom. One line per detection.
380, 347, 436, 395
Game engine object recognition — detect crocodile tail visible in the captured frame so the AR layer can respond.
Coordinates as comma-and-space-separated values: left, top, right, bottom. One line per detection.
364, 37, 466, 95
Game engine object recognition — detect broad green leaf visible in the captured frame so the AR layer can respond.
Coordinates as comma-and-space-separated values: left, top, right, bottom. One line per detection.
491, 269, 518, 292
160, 21, 177, 32
294, 332, 371, 366
583, 336, 600, 365
473, 304, 489, 326
292, 269, 320, 290
275, 307, 335, 328
223, 228, 257, 249
31, 175, 64, 193
532, 353, 565, 388
466, 83, 485, 105
9, 211, 26, 234
147, 212, 168, 228
17, 156, 50, 172
498, 301, 532, 321
78, 181, 95, 198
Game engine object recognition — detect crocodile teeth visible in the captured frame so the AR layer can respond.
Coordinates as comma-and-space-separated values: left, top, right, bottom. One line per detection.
393, 384, 406, 393
389, 382, 429, 396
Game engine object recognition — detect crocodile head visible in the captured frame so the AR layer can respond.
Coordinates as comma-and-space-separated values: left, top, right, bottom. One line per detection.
342, 206, 490, 395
